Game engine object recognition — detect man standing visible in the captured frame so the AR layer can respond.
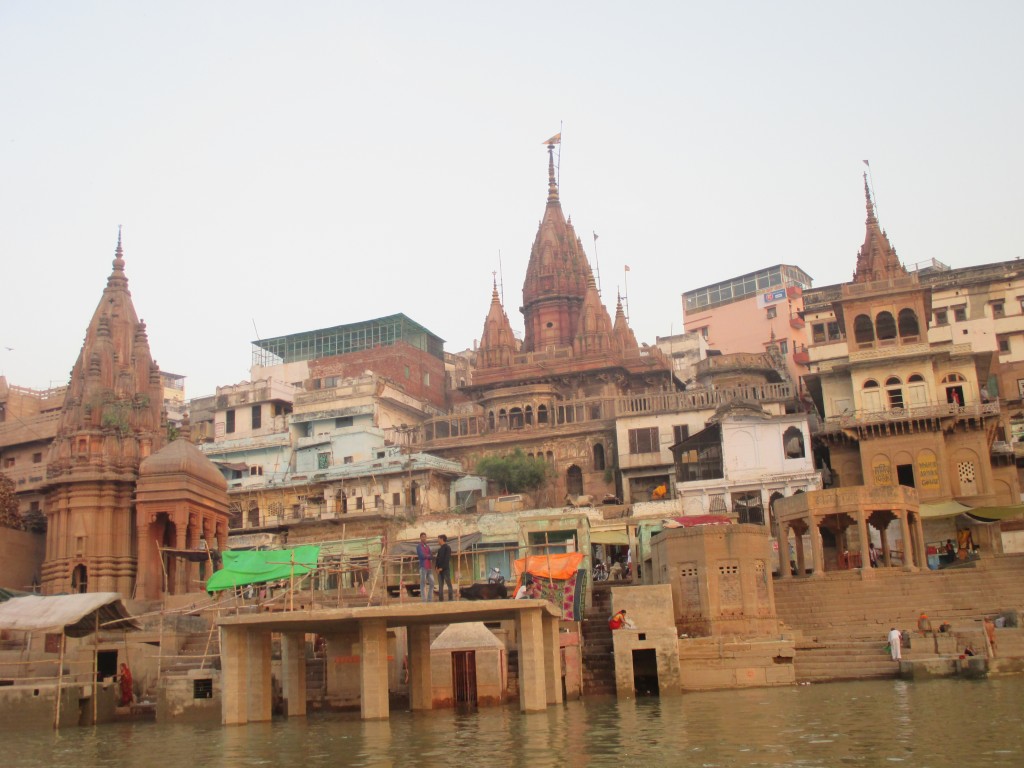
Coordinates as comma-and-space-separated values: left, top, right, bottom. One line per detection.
417, 532, 435, 603
436, 534, 454, 601
887, 627, 903, 661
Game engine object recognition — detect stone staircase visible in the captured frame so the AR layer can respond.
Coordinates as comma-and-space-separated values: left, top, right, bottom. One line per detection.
162, 629, 221, 676
581, 584, 616, 696
774, 554, 1024, 682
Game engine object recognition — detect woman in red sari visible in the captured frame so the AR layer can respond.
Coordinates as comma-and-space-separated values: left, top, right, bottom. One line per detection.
119, 663, 133, 706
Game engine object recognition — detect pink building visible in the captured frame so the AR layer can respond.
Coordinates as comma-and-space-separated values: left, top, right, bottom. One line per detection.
682, 265, 812, 387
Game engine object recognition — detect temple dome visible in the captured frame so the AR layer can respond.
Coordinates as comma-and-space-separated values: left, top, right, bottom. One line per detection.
140, 438, 227, 490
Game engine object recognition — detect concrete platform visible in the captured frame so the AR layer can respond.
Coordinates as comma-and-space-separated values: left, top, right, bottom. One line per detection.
217, 599, 562, 724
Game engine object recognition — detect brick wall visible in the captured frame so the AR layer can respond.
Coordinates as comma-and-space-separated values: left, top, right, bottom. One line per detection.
308, 341, 447, 410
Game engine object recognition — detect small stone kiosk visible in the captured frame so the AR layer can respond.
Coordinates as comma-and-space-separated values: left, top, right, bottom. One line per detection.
648, 521, 796, 690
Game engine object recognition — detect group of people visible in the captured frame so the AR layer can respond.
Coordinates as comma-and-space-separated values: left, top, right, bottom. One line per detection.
887, 613, 1000, 661
416, 532, 454, 602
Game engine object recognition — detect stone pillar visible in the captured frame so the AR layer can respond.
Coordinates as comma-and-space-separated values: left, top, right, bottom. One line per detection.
913, 513, 927, 569
856, 508, 871, 576
542, 613, 563, 706
220, 626, 247, 725
899, 511, 915, 571
880, 524, 892, 567
809, 516, 825, 576
280, 632, 307, 717
516, 607, 548, 712
246, 630, 273, 723
407, 624, 433, 711
359, 618, 390, 720
777, 524, 790, 579
794, 529, 806, 576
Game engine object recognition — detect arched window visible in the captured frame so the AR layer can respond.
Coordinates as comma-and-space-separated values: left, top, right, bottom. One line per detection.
524, 405, 533, 425
783, 426, 805, 458
942, 373, 966, 406
942, 373, 966, 382
537, 405, 548, 424
908, 373, 925, 382
566, 465, 584, 497
546, 450, 554, 464
498, 409, 508, 429
487, 411, 495, 431
886, 376, 904, 409
898, 308, 920, 338
863, 379, 879, 389
854, 314, 874, 345
509, 407, 524, 429
875, 311, 897, 340
593, 443, 606, 471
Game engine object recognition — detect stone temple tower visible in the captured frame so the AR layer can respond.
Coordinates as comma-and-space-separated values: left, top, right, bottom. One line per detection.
41, 233, 166, 594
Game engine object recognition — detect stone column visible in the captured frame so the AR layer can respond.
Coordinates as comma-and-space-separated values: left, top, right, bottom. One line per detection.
359, 618, 390, 720
220, 626, 247, 725
913, 513, 927, 569
856, 508, 871, 576
280, 632, 307, 717
516, 607, 548, 712
794, 529, 806, 576
542, 613, 563, 706
407, 624, 433, 711
880, 523, 892, 567
809, 516, 826, 576
777, 524, 790, 579
899, 511, 915, 571
246, 630, 273, 723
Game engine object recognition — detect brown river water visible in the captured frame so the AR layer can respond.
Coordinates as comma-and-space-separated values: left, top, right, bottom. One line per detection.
13, 678, 1024, 768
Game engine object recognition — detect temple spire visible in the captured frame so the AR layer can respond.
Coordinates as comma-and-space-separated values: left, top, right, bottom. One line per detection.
547, 143, 559, 203
863, 173, 877, 224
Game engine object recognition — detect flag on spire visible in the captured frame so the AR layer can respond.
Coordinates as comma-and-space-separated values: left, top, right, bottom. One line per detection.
543, 132, 561, 145
862, 159, 870, 167
624, 265, 631, 272
593, 231, 599, 241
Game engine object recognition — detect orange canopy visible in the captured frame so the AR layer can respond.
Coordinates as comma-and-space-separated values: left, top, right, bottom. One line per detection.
513, 552, 585, 581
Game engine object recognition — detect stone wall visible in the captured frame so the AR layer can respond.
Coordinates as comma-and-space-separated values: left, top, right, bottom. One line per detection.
0, 527, 44, 590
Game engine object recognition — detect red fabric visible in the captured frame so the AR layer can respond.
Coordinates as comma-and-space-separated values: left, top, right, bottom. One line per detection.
119, 665, 133, 706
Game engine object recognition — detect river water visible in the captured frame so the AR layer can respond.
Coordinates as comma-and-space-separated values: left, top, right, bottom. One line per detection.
14, 678, 1024, 768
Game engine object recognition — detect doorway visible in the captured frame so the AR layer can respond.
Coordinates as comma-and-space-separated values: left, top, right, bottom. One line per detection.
71, 564, 88, 594
451, 650, 477, 710
632, 649, 659, 696
97, 649, 118, 682
566, 465, 584, 497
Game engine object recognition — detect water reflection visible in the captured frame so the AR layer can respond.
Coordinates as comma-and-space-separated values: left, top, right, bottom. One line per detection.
11, 679, 1024, 768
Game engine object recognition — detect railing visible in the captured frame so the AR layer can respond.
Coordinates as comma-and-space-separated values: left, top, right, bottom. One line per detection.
819, 401, 1000, 431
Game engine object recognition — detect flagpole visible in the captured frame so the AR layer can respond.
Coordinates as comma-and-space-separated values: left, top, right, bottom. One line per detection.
624, 265, 631, 322
863, 159, 879, 218
593, 233, 602, 296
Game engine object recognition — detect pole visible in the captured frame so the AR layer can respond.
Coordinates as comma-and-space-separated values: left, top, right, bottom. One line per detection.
593, 232, 602, 296
92, 613, 99, 724
624, 265, 631, 322
544, 531, 554, 591
53, 630, 65, 729
289, 551, 296, 612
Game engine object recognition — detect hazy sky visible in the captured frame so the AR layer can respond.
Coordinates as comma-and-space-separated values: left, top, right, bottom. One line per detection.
2, 2, 1022, 397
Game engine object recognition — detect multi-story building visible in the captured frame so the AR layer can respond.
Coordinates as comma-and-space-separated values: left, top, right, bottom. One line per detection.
683, 264, 812, 386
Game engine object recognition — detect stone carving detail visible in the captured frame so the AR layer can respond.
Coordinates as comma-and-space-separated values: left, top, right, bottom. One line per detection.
718, 560, 742, 615
679, 562, 700, 617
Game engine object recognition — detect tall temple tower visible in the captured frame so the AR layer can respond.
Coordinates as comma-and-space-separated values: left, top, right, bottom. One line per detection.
41, 233, 167, 594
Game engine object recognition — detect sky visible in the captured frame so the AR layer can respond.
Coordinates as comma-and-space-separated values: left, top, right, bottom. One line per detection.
2, 1, 1022, 397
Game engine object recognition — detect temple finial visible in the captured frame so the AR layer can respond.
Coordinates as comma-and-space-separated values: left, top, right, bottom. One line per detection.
547, 142, 559, 203
863, 173, 877, 223
112, 225, 126, 273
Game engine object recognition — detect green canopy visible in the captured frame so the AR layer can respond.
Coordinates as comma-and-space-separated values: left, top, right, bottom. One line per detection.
205, 546, 321, 592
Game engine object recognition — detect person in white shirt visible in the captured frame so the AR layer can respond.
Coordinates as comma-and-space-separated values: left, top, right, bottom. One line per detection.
887, 627, 903, 661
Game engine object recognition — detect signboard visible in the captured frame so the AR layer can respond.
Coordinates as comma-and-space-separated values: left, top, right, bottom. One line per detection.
872, 458, 893, 486
757, 288, 788, 308
917, 450, 941, 491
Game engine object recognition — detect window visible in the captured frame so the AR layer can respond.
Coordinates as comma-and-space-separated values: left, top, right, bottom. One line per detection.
249, 466, 263, 476
954, 306, 968, 322
317, 452, 330, 469
783, 426, 805, 458
733, 491, 765, 525
343, 456, 354, 465
423, 372, 430, 386
766, 306, 777, 320
999, 337, 1011, 354
29, 500, 40, 513
251, 405, 261, 430
935, 309, 948, 326
226, 409, 236, 434
537, 405, 548, 424
335, 416, 354, 428
886, 376, 904, 409
673, 424, 690, 444
32, 452, 42, 464
812, 323, 826, 343
897, 309, 920, 338
993, 302, 1005, 319
592, 443, 606, 471
355, 496, 363, 510
779, 340, 788, 354
827, 321, 841, 341
628, 427, 659, 454
875, 311, 897, 340
392, 492, 401, 506
854, 314, 874, 345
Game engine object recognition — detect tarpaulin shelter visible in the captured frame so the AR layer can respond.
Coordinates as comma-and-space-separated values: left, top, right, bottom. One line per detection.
513, 552, 586, 620
0, 592, 139, 637
205, 545, 321, 592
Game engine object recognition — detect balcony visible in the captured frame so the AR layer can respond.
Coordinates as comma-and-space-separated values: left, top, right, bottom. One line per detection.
819, 400, 1000, 432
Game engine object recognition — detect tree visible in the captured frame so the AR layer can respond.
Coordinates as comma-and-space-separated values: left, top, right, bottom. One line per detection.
0, 473, 24, 530
475, 449, 551, 494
